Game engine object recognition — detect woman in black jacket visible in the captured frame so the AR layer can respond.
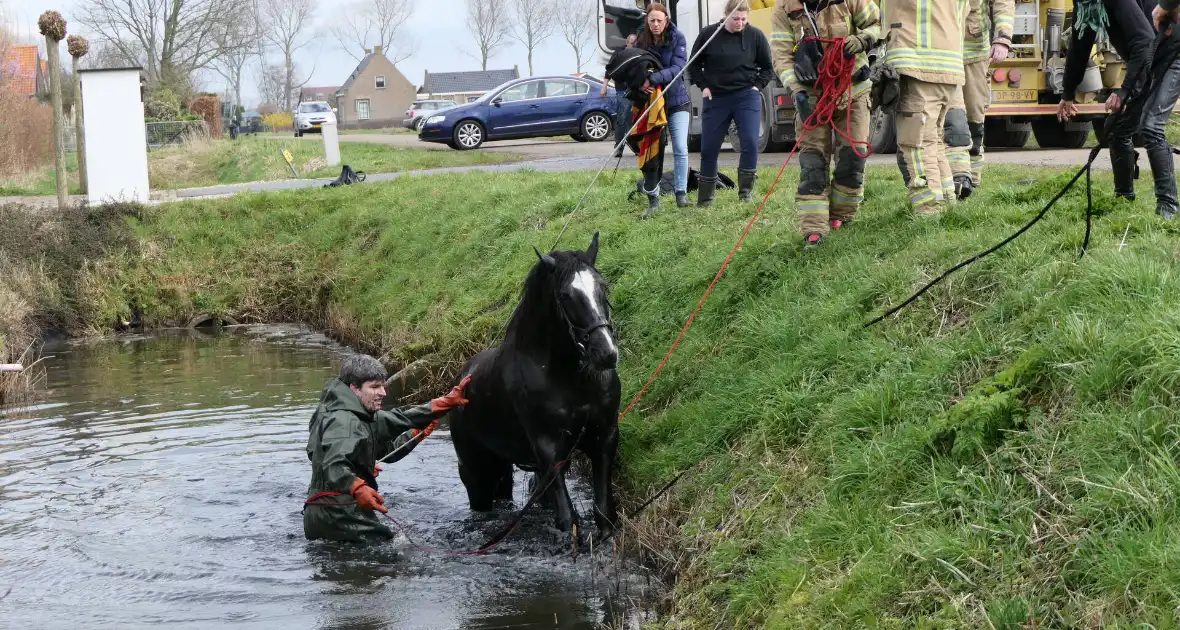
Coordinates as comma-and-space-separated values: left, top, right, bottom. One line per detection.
687, 0, 775, 207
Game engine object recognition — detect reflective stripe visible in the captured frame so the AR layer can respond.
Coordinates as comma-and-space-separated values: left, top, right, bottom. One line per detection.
910, 188, 937, 204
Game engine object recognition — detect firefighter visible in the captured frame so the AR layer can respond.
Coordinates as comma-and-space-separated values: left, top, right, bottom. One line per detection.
771, 0, 881, 244
883, 0, 969, 216
944, 0, 1015, 198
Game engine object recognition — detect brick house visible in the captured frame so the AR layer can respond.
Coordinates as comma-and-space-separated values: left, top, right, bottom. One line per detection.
1, 45, 47, 96
417, 67, 520, 104
298, 85, 341, 103
333, 45, 416, 129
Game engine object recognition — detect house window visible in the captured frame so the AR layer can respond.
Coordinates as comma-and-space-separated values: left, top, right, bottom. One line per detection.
356, 99, 371, 120
375, 75, 386, 89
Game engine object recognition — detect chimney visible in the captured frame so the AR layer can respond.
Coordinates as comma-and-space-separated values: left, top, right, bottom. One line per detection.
373, 45, 383, 56
364, 47, 371, 55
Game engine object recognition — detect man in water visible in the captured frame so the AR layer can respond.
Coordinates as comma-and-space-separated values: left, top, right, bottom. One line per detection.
303, 354, 470, 542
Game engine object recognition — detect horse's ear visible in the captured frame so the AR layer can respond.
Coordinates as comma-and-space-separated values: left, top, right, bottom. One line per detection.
586, 231, 600, 266
534, 247, 556, 271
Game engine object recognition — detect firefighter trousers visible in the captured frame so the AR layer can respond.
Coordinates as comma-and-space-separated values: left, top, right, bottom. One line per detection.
794, 91, 871, 236
946, 60, 989, 186
895, 76, 956, 214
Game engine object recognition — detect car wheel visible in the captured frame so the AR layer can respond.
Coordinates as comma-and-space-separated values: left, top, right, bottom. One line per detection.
453, 120, 485, 150
415, 117, 426, 132
581, 111, 612, 142
571, 134, 589, 142
295, 130, 302, 138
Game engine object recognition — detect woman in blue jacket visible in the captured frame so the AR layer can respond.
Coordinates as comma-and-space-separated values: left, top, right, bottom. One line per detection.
635, 4, 692, 208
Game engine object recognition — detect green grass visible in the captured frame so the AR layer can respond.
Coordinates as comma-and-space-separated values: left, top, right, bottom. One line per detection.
6, 163, 1180, 626
0, 137, 522, 195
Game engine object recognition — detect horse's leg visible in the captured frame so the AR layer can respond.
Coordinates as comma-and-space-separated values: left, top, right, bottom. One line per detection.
588, 421, 620, 537
454, 431, 503, 512
492, 461, 514, 501
535, 434, 578, 532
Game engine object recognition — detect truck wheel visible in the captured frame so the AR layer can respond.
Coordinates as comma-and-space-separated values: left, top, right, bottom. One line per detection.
984, 117, 1031, 149
870, 108, 897, 154
1032, 118, 1088, 148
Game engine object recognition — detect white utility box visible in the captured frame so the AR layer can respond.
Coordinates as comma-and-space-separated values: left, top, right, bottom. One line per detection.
79, 68, 150, 205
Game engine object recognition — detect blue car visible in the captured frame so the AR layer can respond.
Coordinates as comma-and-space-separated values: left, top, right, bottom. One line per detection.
418, 76, 618, 150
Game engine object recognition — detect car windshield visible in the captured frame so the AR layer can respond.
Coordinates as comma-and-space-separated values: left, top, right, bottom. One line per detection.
299, 103, 331, 113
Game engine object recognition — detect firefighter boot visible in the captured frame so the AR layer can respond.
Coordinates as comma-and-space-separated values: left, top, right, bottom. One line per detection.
737, 168, 758, 202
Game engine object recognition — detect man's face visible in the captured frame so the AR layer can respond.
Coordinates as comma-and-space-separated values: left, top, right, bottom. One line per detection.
350, 380, 386, 412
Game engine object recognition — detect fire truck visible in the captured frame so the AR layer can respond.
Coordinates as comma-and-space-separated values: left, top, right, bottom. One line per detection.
598, 0, 1133, 153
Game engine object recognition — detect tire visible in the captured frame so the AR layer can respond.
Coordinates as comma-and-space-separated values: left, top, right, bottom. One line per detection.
870, 108, 897, 154
452, 120, 485, 150
984, 117, 1031, 149
728, 88, 771, 154
415, 117, 426, 132
571, 134, 589, 142
580, 111, 612, 142
1031, 118, 1089, 148
295, 130, 302, 138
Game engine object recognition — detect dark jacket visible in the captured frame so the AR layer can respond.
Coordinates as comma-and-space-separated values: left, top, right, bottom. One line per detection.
303, 378, 441, 542
605, 47, 664, 102
1063, 0, 1155, 101
641, 23, 691, 110
688, 22, 775, 96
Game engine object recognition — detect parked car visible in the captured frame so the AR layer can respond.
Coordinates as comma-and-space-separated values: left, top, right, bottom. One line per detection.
294, 101, 337, 137
403, 99, 459, 131
418, 76, 617, 150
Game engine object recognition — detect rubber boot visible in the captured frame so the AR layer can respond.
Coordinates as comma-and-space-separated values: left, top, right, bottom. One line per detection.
737, 168, 758, 202
675, 192, 690, 208
640, 187, 660, 220
1110, 147, 1138, 201
954, 174, 975, 200
697, 175, 717, 208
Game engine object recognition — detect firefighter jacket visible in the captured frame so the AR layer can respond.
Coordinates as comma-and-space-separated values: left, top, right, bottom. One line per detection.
772, 0, 883, 97
883, 0, 970, 85
963, 0, 1016, 64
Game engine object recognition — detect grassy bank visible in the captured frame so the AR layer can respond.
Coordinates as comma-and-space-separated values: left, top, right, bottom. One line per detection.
0, 136, 522, 195
3, 164, 1180, 625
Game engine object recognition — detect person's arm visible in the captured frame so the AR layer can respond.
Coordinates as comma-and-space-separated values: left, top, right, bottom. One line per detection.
754, 28, 775, 88
317, 415, 368, 493
771, 3, 804, 94
1160, 0, 1180, 10
1062, 11, 1097, 100
990, 0, 1015, 47
851, 0, 883, 48
1113, 0, 1155, 101
649, 30, 688, 87
688, 25, 711, 89
375, 374, 471, 442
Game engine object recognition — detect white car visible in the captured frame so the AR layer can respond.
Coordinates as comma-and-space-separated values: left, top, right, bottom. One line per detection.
294, 101, 337, 137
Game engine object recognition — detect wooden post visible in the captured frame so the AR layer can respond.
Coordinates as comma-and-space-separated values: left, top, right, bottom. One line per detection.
38, 11, 68, 211
69, 36, 89, 195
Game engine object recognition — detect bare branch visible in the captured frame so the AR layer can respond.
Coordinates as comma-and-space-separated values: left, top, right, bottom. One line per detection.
465, 0, 511, 72
258, 0, 318, 111
329, 0, 416, 64
509, 0, 555, 76
556, 0, 596, 73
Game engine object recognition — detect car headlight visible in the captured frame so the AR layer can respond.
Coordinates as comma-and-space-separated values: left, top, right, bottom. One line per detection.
426, 115, 446, 124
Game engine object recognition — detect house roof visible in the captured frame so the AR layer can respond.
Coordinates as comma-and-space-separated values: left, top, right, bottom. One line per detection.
300, 85, 340, 97
419, 68, 520, 95
2, 45, 41, 95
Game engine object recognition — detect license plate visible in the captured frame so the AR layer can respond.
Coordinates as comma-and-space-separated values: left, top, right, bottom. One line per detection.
313, 123, 321, 128
992, 89, 1037, 102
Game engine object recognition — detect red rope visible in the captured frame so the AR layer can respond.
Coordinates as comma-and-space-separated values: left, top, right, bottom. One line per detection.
617, 37, 865, 423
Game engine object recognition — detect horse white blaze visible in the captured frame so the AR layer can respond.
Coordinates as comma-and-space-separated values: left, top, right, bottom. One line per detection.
571, 270, 616, 354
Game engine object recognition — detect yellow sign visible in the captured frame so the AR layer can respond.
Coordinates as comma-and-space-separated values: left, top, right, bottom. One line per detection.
282, 149, 294, 164
992, 89, 1037, 102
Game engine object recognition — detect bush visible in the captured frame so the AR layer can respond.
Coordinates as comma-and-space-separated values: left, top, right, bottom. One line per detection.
188, 94, 222, 138
0, 86, 54, 178
263, 111, 293, 131
145, 87, 183, 121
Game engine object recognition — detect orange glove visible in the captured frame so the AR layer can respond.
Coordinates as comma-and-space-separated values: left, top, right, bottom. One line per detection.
430, 375, 471, 413
350, 477, 387, 513
412, 419, 440, 439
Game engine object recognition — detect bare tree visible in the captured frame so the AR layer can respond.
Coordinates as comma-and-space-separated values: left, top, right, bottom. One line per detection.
259, 0, 317, 111
329, 0, 416, 63
556, 0, 595, 73
509, 0, 554, 76
76, 0, 239, 87
255, 61, 290, 107
212, 0, 261, 110
465, 0, 511, 71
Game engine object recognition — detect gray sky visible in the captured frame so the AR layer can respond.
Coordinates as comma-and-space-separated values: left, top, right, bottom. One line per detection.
3, 0, 606, 108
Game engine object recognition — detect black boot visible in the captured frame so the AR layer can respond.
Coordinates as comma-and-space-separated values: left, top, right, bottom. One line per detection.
1111, 147, 1138, 201
697, 175, 717, 208
954, 174, 975, 200
1158, 204, 1177, 221
676, 191, 690, 208
641, 188, 660, 219
737, 168, 757, 202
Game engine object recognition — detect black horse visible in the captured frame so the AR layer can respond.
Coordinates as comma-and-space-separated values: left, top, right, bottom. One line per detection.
449, 232, 621, 537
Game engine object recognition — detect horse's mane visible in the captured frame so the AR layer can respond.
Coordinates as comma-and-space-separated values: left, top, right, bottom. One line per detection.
499, 248, 602, 361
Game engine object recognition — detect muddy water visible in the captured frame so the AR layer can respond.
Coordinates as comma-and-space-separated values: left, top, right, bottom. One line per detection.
0, 326, 660, 629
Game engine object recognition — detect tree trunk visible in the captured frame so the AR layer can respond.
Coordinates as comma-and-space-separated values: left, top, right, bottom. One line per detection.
527, 49, 533, 76
72, 55, 88, 195
45, 37, 68, 210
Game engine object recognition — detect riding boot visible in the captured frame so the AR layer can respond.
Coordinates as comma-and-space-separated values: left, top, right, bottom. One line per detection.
697, 175, 717, 208
737, 168, 758, 202
641, 187, 660, 220
1111, 147, 1138, 201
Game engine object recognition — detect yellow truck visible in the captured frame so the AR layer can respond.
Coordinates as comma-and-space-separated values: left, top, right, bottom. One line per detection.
599, 0, 1133, 153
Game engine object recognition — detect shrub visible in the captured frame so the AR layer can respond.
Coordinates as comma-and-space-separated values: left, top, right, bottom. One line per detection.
263, 111, 293, 131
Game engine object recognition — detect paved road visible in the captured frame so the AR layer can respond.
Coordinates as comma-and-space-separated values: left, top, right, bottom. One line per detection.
2, 134, 1112, 209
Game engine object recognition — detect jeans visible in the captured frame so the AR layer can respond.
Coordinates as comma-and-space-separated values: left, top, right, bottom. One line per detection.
615, 94, 631, 147
1139, 57, 1180, 211
667, 110, 690, 193
699, 87, 762, 178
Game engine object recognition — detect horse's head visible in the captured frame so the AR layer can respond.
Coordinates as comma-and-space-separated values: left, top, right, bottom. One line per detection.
533, 232, 618, 371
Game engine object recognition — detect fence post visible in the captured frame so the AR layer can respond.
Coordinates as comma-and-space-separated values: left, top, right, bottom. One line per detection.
39, 11, 69, 211
69, 36, 89, 195
322, 120, 341, 167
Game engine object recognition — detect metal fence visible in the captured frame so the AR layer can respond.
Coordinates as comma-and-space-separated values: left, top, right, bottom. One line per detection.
145, 121, 210, 150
